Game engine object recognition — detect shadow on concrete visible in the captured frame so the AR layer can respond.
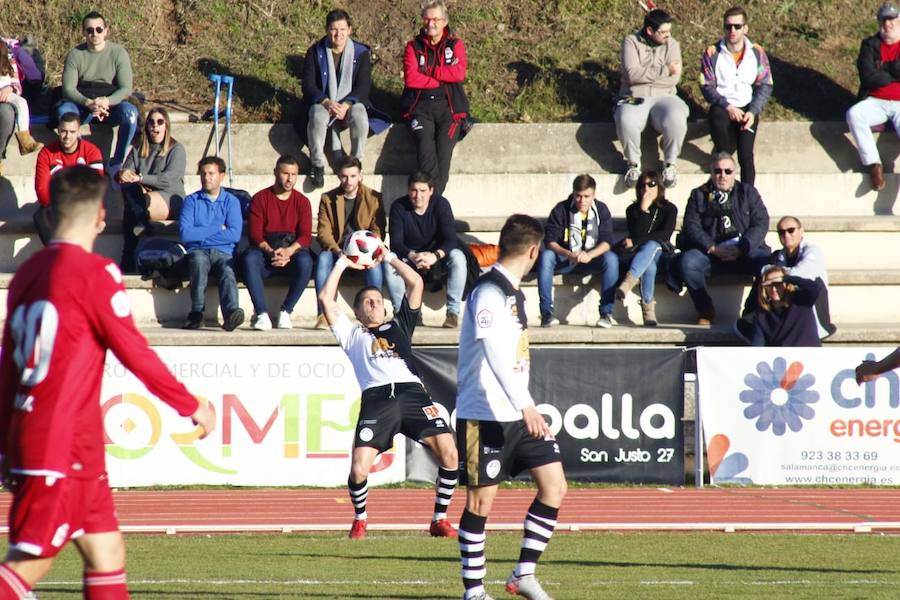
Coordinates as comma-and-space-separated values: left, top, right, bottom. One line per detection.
769, 54, 855, 121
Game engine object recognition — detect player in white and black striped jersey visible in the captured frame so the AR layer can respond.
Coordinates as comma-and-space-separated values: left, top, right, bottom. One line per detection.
319, 245, 459, 541
455, 215, 567, 600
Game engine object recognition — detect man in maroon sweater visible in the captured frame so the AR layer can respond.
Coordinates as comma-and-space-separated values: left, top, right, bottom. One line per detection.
241, 155, 314, 330
32, 112, 104, 245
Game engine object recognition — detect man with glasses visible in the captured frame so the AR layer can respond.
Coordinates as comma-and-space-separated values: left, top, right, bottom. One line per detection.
615, 8, 689, 189
401, 0, 470, 197
699, 6, 773, 186
676, 152, 770, 325
56, 11, 138, 172
734, 216, 836, 343
300, 9, 390, 189
847, 2, 900, 191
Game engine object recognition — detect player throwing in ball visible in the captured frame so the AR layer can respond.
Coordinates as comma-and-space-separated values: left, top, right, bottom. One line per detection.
0, 166, 215, 600
318, 243, 459, 540
456, 215, 567, 600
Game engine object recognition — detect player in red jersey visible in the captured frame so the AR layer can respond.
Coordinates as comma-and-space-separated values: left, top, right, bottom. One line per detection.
0, 165, 215, 600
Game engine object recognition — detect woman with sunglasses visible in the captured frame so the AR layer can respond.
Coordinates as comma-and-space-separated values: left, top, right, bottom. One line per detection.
615, 170, 677, 326
117, 106, 186, 272
750, 265, 821, 347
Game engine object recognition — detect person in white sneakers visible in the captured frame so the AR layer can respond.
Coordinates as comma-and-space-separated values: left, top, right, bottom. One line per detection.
456, 214, 567, 600
241, 155, 314, 330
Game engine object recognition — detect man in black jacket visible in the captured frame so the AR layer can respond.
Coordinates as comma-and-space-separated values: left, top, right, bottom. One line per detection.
846, 2, 900, 192
300, 9, 390, 188
677, 152, 770, 325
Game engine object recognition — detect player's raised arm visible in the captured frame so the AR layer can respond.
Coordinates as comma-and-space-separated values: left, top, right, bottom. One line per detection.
318, 254, 364, 327
385, 248, 424, 310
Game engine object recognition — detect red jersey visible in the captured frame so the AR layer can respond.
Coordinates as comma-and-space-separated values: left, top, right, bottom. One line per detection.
0, 243, 198, 479
34, 141, 105, 206
871, 40, 900, 101
247, 186, 312, 248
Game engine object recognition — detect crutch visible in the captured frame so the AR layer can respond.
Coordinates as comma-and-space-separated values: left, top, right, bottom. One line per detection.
208, 74, 222, 157
222, 75, 235, 185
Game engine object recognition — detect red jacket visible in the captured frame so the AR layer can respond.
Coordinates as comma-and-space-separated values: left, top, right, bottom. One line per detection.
34, 140, 104, 206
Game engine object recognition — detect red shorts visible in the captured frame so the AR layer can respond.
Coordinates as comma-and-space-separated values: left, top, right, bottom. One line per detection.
7, 474, 119, 558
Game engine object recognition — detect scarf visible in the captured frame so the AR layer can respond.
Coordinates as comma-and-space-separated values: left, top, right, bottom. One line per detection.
326, 38, 355, 151
567, 200, 600, 256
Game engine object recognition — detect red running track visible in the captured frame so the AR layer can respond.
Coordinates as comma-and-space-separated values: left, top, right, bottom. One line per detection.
5, 488, 900, 533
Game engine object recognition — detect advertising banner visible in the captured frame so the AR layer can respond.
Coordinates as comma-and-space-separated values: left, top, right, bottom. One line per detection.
101, 347, 405, 487
697, 347, 899, 485
415, 347, 685, 484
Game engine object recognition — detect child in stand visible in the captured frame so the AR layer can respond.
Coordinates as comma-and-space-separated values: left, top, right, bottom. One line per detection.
0, 47, 41, 155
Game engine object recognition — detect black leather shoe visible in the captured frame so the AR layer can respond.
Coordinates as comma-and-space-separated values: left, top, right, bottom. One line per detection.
223, 308, 245, 332
310, 166, 325, 189
182, 311, 204, 329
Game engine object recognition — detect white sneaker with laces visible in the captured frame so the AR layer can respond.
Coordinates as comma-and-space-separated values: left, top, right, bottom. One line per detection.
624, 164, 641, 187
464, 592, 495, 600
505, 573, 554, 600
595, 313, 616, 329
662, 163, 678, 188
251, 313, 272, 331
277, 310, 293, 329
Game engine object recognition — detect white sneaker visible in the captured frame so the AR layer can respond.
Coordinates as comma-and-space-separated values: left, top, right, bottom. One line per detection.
624, 163, 641, 187
277, 310, 293, 329
662, 163, 678, 188
464, 592, 495, 600
506, 573, 554, 600
595, 314, 616, 329
251, 313, 272, 331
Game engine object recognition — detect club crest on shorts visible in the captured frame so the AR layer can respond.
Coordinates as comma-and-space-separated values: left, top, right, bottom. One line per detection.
486, 459, 501, 479
358, 427, 374, 442
422, 404, 441, 420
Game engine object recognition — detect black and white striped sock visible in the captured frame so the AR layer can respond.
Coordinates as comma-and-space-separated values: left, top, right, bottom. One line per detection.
459, 509, 488, 598
348, 477, 368, 521
514, 499, 559, 577
432, 466, 458, 521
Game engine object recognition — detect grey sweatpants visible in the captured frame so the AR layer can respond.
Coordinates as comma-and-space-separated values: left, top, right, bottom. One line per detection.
307, 103, 369, 168
614, 95, 689, 166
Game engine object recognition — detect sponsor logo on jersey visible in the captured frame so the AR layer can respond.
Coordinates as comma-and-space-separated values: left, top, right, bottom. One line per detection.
476, 309, 493, 328
358, 427, 374, 442
370, 337, 396, 358
485, 459, 501, 479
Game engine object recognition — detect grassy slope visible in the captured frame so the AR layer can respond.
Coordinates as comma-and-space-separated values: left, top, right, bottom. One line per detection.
35, 531, 900, 599
0, 1, 875, 123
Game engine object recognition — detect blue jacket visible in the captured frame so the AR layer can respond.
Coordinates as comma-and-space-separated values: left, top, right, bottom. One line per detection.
682, 180, 770, 256
179, 188, 243, 254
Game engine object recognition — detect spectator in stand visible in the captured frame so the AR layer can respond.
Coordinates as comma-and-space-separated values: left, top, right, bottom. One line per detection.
734, 215, 836, 343
387, 171, 465, 328
401, 0, 470, 197
314, 156, 387, 329
847, 2, 900, 191
179, 156, 244, 331
537, 174, 619, 328
2, 35, 45, 104
615, 170, 678, 327
750, 266, 822, 347
677, 152, 770, 325
33, 112, 104, 244
301, 9, 390, 189
699, 5, 774, 186
0, 48, 41, 157
117, 107, 186, 273
615, 8, 689, 189
241, 155, 313, 331
56, 11, 138, 171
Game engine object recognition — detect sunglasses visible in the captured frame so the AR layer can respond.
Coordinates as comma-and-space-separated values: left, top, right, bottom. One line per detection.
84, 26, 105, 35
148, 118, 166, 126
777, 226, 798, 236
724, 23, 745, 31
713, 168, 734, 175
639, 180, 658, 188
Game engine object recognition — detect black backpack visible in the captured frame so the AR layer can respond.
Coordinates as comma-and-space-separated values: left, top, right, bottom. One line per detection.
136, 238, 188, 290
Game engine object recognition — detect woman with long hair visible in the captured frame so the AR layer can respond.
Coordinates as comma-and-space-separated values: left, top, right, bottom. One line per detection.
117, 106, 186, 272
616, 170, 677, 326
750, 265, 822, 347
0, 47, 41, 156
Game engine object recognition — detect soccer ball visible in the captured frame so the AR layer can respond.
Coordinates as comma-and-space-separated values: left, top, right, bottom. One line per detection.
343, 230, 384, 267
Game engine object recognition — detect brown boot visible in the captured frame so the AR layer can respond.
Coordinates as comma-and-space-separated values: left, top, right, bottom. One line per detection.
442, 312, 459, 328
869, 163, 886, 192
16, 131, 42, 155
615, 272, 639, 301
697, 307, 716, 326
641, 300, 658, 327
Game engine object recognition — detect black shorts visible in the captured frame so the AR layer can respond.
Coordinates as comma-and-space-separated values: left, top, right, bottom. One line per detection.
354, 382, 451, 452
457, 418, 562, 487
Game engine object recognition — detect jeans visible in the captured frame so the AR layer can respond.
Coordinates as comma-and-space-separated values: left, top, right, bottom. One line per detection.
187, 248, 239, 315
0, 103, 15, 159
241, 247, 313, 315
315, 249, 385, 299
56, 100, 140, 167
307, 103, 369, 167
626, 241, 662, 304
846, 96, 900, 167
678, 247, 771, 313
537, 248, 619, 317
384, 248, 467, 314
